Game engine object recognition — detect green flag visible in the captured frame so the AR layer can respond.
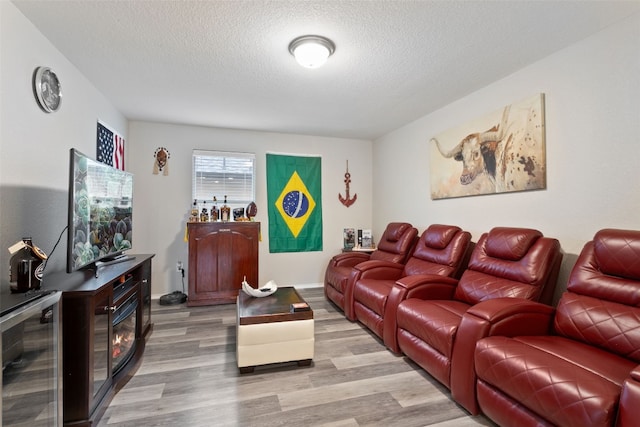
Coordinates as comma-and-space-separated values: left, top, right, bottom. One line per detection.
266, 154, 322, 253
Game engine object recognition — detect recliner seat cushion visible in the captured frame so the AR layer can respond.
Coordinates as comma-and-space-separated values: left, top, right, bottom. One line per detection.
353, 279, 394, 316
455, 229, 559, 305
593, 228, 640, 280
397, 299, 469, 358
325, 266, 350, 293
476, 335, 635, 427
384, 222, 413, 242
454, 269, 539, 305
423, 224, 461, 249
484, 227, 542, 261
554, 292, 640, 362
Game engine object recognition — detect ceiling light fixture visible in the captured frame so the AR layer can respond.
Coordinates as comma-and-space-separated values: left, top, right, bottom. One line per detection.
288, 35, 335, 69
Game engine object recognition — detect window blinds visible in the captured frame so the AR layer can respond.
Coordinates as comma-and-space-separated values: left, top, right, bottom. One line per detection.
192, 150, 255, 204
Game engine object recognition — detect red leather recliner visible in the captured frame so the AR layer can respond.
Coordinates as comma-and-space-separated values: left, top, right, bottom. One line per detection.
394, 227, 562, 410
472, 228, 640, 427
324, 222, 418, 319
351, 224, 472, 347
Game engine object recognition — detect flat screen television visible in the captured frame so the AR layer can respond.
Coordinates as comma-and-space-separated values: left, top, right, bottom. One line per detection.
67, 148, 133, 273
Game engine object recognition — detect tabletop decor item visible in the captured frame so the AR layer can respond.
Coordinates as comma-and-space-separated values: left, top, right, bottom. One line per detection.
241, 277, 277, 298
246, 201, 258, 220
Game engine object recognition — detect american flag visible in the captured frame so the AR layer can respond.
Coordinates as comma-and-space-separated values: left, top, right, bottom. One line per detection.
97, 122, 125, 170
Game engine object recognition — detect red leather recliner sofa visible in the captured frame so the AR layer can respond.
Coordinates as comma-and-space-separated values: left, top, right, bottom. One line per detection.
351, 224, 472, 346
472, 228, 640, 427
324, 222, 417, 319
394, 227, 562, 411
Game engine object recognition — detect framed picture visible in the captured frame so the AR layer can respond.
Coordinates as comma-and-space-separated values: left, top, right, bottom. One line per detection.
343, 228, 355, 249
429, 94, 546, 199
361, 229, 373, 249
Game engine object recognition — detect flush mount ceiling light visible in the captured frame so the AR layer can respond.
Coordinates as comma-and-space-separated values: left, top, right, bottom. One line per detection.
288, 35, 335, 69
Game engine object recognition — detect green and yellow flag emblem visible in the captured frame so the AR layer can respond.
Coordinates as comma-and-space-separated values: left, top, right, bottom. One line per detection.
266, 154, 322, 253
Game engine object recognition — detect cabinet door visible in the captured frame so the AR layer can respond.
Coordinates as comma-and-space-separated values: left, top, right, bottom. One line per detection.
91, 286, 112, 410
188, 224, 258, 304
137, 259, 152, 337
217, 227, 258, 291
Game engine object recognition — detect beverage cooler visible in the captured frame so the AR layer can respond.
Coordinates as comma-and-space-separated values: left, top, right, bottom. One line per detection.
1, 290, 62, 426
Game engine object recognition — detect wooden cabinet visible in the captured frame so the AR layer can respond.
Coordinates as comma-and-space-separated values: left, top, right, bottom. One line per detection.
45, 254, 154, 426
187, 222, 259, 306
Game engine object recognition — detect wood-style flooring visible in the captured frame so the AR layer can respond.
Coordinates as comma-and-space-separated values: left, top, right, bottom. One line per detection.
98, 287, 495, 426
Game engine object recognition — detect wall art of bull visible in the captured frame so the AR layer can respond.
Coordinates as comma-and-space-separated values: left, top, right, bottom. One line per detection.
429, 94, 546, 199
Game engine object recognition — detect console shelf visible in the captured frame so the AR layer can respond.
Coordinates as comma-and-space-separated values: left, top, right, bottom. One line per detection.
44, 254, 154, 426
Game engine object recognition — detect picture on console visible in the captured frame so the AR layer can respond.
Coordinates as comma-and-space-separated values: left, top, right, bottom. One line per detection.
67, 149, 133, 272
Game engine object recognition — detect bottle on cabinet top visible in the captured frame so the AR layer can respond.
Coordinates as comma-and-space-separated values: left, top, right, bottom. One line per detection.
190, 199, 199, 222
220, 195, 231, 222
211, 196, 219, 222
200, 201, 209, 222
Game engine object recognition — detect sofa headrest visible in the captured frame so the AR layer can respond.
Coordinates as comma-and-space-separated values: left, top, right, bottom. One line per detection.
423, 224, 462, 249
484, 227, 542, 261
384, 222, 413, 242
594, 228, 640, 280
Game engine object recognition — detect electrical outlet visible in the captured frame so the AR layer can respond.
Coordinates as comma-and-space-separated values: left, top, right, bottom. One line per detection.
176, 261, 183, 272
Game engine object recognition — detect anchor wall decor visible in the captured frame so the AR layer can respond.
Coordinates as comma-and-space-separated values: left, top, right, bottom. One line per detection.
338, 160, 357, 207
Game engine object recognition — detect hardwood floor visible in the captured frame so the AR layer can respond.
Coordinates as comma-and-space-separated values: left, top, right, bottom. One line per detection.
99, 287, 495, 426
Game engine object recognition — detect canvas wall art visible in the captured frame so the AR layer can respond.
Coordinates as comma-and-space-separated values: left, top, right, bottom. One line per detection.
429, 94, 546, 199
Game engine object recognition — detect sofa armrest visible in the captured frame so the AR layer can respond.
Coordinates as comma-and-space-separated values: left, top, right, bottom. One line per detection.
465, 298, 555, 335
330, 252, 371, 268
450, 298, 555, 415
353, 259, 404, 277
396, 274, 458, 300
618, 366, 640, 427
343, 260, 404, 320
382, 275, 459, 352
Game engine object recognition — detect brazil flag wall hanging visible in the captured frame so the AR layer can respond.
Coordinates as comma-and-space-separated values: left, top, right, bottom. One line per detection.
266, 153, 323, 253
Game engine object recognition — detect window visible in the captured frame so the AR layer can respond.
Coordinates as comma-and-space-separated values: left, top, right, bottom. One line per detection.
192, 150, 255, 207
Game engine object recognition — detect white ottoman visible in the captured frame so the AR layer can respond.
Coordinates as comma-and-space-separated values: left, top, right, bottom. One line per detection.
236, 287, 314, 373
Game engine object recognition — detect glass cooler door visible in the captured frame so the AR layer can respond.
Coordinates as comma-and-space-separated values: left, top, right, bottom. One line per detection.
1, 291, 61, 426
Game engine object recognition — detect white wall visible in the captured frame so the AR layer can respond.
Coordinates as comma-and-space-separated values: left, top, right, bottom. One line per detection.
128, 122, 372, 297
0, 2, 127, 277
373, 13, 640, 302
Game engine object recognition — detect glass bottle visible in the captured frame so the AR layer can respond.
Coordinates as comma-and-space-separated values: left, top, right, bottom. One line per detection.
190, 199, 199, 222
220, 195, 231, 222
200, 201, 209, 222
211, 196, 219, 222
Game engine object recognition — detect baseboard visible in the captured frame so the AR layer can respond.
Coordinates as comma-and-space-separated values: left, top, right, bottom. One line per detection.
293, 282, 323, 289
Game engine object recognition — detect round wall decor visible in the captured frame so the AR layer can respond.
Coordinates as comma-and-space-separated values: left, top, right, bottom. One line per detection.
33, 66, 62, 113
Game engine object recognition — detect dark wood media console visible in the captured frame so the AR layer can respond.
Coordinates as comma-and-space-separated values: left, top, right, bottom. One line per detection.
44, 254, 154, 426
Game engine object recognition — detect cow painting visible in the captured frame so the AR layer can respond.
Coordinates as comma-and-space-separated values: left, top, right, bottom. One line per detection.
429, 94, 546, 199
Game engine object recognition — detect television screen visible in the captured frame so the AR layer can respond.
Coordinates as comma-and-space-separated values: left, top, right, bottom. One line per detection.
67, 149, 133, 273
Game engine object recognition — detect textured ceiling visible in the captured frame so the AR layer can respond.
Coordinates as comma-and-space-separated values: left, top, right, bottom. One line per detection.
13, 0, 640, 140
